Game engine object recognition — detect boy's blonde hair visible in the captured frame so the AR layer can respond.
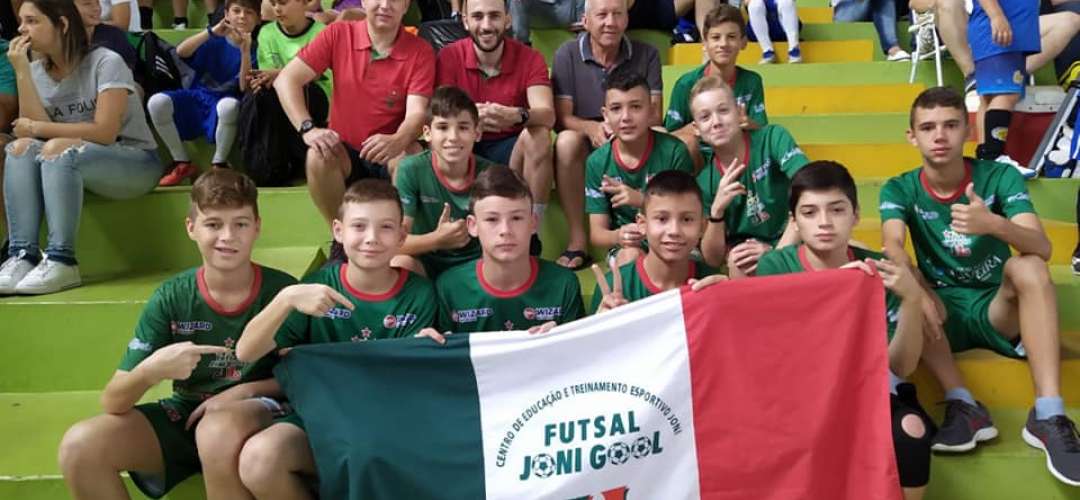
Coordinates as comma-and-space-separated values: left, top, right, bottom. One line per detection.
189, 168, 259, 219
688, 75, 736, 111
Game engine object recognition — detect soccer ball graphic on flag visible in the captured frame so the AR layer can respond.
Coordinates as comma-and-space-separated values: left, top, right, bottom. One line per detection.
631, 436, 653, 459
607, 442, 631, 465
531, 453, 556, 478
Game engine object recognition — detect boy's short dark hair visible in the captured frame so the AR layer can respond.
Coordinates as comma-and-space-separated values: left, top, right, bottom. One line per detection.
463, 0, 510, 11
643, 170, 703, 211
189, 168, 259, 219
225, 0, 261, 13
703, 5, 746, 38
604, 69, 650, 96
428, 86, 480, 125
788, 160, 859, 214
909, 86, 967, 127
469, 166, 532, 212
688, 75, 734, 109
338, 178, 404, 221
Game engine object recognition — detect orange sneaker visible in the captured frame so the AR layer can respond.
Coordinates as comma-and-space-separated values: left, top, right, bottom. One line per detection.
159, 161, 198, 186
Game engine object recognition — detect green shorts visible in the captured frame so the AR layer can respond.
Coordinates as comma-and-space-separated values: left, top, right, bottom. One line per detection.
937, 286, 1024, 358
130, 397, 201, 499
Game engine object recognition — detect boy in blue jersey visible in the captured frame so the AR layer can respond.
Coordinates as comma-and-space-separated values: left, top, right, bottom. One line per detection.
968, 0, 1041, 177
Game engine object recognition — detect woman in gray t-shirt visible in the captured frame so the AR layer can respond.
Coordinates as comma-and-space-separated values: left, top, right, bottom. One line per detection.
0, 0, 161, 295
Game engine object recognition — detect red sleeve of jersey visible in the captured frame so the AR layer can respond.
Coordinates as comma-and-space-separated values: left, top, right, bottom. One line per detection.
435, 43, 457, 88
296, 22, 340, 75
407, 38, 437, 98
524, 49, 551, 89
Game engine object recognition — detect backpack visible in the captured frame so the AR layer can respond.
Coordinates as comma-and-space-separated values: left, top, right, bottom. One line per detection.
133, 31, 195, 101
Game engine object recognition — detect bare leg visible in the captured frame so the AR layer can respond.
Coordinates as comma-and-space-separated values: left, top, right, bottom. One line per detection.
305, 144, 351, 227
238, 423, 318, 500
920, 332, 968, 392
172, 0, 187, 20
553, 130, 590, 267
511, 126, 554, 205
987, 255, 1061, 398
196, 400, 274, 500
59, 411, 165, 500
936, 0, 974, 76
673, 125, 704, 173
1026, 12, 1080, 74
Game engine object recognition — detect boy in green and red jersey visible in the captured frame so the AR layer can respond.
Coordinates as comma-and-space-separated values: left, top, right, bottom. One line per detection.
585, 70, 694, 269
881, 87, 1080, 485
690, 75, 809, 278
394, 86, 501, 279
58, 169, 298, 500
427, 167, 583, 338
591, 170, 725, 313
665, 4, 767, 169
756, 161, 933, 500
232, 179, 440, 499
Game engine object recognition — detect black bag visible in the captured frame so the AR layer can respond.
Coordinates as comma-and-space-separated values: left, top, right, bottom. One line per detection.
418, 18, 469, 53
239, 85, 329, 186
133, 31, 195, 101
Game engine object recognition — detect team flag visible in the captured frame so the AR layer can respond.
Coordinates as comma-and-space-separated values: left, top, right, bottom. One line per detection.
276, 270, 901, 499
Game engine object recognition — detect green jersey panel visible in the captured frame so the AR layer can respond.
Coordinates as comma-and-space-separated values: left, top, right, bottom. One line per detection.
257, 20, 332, 98
118, 265, 297, 402
435, 258, 585, 333
697, 125, 808, 246
664, 65, 767, 131
878, 159, 1035, 288
585, 131, 694, 228
275, 264, 438, 348
395, 151, 499, 270
756, 245, 902, 338
590, 257, 714, 312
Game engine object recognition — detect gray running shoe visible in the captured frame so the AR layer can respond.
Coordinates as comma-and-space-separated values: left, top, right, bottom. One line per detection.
931, 399, 998, 452
1023, 409, 1080, 486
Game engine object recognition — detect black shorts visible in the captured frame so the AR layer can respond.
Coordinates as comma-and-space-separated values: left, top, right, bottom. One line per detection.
343, 143, 390, 186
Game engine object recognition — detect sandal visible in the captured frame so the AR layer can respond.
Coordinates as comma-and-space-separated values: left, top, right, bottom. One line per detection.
556, 249, 593, 271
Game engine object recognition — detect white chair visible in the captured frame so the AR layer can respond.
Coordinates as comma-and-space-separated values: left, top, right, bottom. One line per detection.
909, 9, 944, 86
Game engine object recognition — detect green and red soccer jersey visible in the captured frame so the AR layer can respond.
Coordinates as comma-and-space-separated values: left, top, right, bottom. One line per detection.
757, 244, 902, 338
118, 265, 297, 402
664, 64, 767, 131
395, 151, 499, 274
585, 130, 695, 228
590, 257, 714, 312
697, 125, 809, 246
274, 263, 438, 347
435, 257, 585, 332
879, 159, 1035, 289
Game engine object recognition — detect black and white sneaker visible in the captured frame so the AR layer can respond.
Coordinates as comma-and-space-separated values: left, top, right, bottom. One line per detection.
1072, 253, 1079, 276
1022, 409, 1080, 486
931, 399, 998, 452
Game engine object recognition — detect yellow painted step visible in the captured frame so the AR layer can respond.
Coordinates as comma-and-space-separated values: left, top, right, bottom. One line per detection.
802, 143, 979, 178
766, 84, 927, 115
797, 6, 835, 23
670, 39, 873, 65
854, 219, 1078, 267
910, 332, 1080, 408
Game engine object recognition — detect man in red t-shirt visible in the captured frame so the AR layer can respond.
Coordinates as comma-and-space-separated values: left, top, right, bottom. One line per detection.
436, 0, 556, 243
274, 0, 435, 227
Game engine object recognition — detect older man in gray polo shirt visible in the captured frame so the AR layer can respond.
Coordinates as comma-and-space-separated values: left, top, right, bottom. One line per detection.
549, 0, 662, 271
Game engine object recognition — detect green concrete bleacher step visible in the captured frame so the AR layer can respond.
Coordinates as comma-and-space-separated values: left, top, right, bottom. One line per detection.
0, 246, 323, 393
0, 389, 207, 500
4, 391, 1080, 499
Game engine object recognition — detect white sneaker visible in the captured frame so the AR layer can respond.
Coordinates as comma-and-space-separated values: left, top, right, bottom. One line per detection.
887, 49, 911, 61
993, 154, 1038, 179
0, 252, 35, 295
172, 21, 187, 29
15, 258, 81, 295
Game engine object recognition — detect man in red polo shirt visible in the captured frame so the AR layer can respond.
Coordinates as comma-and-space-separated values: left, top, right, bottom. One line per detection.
436, 0, 556, 243
274, 0, 435, 228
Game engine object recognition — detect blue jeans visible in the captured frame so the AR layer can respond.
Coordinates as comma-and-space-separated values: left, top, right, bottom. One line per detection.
4, 139, 162, 264
510, 0, 585, 43
833, 0, 901, 54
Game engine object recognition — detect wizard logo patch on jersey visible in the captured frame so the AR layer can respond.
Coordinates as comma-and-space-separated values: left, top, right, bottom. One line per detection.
941, 228, 973, 257
523, 306, 562, 321
171, 320, 213, 336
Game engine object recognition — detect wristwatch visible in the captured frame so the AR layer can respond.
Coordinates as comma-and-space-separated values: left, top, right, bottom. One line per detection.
298, 119, 315, 135
517, 107, 530, 126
